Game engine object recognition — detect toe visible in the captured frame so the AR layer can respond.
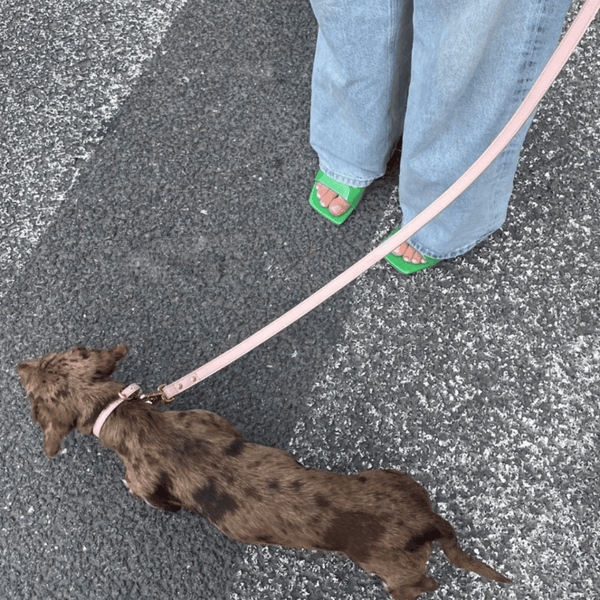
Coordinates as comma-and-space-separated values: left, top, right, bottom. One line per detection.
391, 242, 427, 264
319, 187, 338, 208
328, 196, 351, 217
316, 182, 325, 200
391, 242, 409, 257
403, 245, 417, 263
318, 186, 350, 217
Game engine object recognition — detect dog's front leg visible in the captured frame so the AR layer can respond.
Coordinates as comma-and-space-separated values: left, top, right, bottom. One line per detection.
122, 471, 180, 512
122, 472, 144, 498
122, 474, 155, 508
122, 477, 134, 495
122, 477, 155, 508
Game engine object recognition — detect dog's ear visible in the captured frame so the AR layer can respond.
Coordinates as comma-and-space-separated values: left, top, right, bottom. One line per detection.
95, 344, 128, 378
66, 344, 128, 379
111, 344, 128, 362
18, 352, 78, 457
40, 413, 74, 457
26, 389, 76, 458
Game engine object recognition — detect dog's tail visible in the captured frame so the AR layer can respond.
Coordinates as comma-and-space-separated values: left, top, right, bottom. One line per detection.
431, 514, 512, 584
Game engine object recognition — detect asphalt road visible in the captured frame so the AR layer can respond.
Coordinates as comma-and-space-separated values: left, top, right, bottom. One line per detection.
1, 1, 599, 599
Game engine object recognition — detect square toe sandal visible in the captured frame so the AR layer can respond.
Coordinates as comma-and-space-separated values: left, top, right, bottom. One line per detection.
384, 227, 441, 274
309, 170, 365, 225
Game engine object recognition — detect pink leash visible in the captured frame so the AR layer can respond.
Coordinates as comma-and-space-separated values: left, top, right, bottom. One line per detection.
160, 0, 599, 401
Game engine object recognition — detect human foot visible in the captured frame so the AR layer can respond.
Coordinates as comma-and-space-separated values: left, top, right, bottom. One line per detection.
309, 171, 365, 225
384, 226, 441, 274
390, 241, 427, 265
315, 182, 351, 218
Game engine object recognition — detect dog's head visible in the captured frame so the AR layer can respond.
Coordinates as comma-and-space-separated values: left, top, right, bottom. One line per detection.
18, 344, 128, 457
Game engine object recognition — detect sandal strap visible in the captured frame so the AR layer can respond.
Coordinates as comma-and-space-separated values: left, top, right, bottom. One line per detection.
315, 170, 364, 207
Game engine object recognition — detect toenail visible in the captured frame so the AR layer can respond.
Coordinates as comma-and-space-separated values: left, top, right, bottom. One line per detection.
331, 206, 341, 215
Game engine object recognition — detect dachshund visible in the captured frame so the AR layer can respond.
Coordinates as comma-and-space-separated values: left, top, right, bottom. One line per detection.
18, 344, 511, 599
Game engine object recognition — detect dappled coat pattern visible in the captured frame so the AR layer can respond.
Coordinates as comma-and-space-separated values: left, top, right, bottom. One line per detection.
18, 344, 510, 600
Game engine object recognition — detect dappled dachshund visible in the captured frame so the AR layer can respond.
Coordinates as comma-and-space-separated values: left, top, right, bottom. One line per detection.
18, 344, 511, 599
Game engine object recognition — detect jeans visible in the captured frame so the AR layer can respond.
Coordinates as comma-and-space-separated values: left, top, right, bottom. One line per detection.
309, 0, 571, 259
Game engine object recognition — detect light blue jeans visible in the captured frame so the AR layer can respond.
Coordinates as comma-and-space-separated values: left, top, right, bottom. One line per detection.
309, 0, 571, 259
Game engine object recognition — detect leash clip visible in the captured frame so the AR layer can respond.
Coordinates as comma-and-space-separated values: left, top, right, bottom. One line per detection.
139, 384, 172, 405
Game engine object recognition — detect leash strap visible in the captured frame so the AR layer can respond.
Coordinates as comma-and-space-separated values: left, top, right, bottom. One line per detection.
161, 0, 599, 401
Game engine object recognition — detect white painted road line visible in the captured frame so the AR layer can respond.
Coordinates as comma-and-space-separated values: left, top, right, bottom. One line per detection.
0, 0, 188, 298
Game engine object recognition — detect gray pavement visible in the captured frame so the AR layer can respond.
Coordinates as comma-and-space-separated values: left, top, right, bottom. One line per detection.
1, 1, 599, 599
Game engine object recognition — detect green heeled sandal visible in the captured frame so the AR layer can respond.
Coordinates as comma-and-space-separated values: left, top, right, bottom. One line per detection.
308, 170, 365, 225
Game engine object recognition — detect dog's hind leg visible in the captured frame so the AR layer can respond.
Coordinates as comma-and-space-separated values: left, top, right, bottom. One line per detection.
366, 547, 437, 600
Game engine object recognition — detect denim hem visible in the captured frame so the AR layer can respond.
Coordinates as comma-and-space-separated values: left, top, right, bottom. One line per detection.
319, 162, 378, 188
407, 226, 500, 261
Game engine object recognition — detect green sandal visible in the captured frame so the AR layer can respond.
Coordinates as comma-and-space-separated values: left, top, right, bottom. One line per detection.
309, 170, 365, 225
384, 227, 441, 274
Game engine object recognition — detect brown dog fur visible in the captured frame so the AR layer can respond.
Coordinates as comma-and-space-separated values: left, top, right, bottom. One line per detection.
18, 344, 511, 599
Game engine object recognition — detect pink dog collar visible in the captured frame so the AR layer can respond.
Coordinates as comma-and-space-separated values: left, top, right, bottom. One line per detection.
93, 384, 141, 437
